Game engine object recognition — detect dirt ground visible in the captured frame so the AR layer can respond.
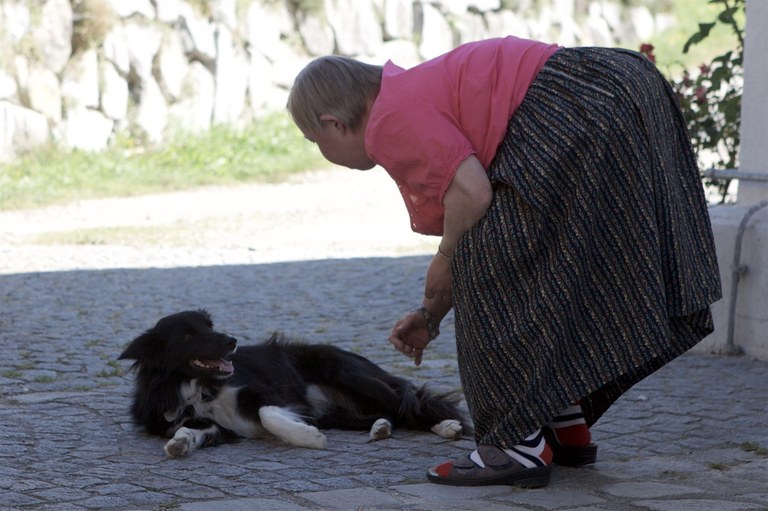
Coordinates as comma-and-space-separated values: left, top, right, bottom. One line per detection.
0, 167, 437, 274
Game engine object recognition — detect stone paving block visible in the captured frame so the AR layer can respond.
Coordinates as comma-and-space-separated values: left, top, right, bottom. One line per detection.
390, 487, 541, 510
0, 491, 43, 507
741, 493, 768, 505
179, 497, 316, 510
635, 499, 765, 511
492, 486, 608, 508
299, 487, 401, 509
603, 481, 704, 499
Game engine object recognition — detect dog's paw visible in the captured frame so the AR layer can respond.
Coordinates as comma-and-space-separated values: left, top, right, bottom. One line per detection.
281, 422, 326, 449
164, 428, 193, 457
369, 418, 393, 441
298, 427, 328, 450
431, 419, 463, 440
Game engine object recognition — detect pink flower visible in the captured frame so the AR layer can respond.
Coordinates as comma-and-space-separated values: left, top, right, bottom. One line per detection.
694, 86, 707, 103
639, 43, 654, 53
638, 43, 656, 63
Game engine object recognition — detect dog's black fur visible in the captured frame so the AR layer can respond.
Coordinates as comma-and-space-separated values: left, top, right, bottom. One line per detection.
119, 310, 467, 457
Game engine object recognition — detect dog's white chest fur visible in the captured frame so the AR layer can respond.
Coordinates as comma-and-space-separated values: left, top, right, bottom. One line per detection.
178, 380, 266, 438
173, 380, 327, 450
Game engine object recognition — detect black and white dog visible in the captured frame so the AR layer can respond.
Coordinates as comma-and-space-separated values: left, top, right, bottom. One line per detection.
119, 310, 467, 457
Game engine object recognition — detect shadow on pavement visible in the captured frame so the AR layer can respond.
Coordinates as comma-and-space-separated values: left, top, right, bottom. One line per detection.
1, 256, 766, 510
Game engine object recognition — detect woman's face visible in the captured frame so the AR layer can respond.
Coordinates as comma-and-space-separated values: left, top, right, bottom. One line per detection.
305, 117, 375, 171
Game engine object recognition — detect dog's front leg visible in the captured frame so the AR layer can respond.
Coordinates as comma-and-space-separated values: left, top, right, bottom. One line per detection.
259, 406, 327, 449
164, 424, 221, 457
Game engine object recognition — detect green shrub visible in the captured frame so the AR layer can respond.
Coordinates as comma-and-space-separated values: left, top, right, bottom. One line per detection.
641, 0, 744, 203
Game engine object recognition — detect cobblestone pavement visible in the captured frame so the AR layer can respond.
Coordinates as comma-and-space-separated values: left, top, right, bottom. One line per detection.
1, 171, 767, 510
1, 257, 767, 511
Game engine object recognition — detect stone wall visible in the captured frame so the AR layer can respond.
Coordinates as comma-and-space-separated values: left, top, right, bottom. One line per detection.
0, 0, 673, 162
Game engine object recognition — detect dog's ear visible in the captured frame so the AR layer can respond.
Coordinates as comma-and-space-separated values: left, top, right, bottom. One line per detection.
198, 308, 213, 325
118, 330, 159, 361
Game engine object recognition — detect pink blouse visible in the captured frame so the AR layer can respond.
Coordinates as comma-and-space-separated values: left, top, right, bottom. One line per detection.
365, 36, 559, 235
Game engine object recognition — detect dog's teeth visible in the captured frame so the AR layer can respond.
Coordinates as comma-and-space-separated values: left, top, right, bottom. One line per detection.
191, 359, 233, 373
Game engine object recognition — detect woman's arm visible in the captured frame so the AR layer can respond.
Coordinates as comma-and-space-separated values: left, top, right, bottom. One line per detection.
440, 154, 494, 258
389, 155, 492, 365
424, 154, 493, 316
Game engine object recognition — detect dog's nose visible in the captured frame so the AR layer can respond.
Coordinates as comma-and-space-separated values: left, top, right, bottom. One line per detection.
227, 336, 237, 350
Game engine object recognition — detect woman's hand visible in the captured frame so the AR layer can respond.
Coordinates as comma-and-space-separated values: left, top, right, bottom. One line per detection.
389, 309, 432, 366
390, 253, 454, 366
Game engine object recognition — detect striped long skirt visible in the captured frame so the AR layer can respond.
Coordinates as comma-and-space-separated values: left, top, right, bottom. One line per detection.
452, 47, 722, 448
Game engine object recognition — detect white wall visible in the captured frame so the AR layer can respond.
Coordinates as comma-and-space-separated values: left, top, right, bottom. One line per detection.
694, 0, 768, 360
737, 0, 768, 203
703, 205, 768, 360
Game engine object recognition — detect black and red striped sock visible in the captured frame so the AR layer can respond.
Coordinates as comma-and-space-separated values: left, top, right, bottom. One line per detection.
547, 403, 592, 447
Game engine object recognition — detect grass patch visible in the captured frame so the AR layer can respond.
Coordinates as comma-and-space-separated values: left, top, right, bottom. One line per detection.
31, 225, 186, 246
97, 360, 124, 378
707, 461, 731, 471
0, 112, 325, 211
741, 442, 768, 456
659, 469, 689, 480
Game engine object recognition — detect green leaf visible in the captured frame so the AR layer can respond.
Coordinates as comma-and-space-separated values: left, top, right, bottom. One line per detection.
710, 66, 730, 88
683, 22, 716, 53
718, 7, 738, 24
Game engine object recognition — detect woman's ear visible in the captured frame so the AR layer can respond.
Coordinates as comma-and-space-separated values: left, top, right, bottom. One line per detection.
319, 114, 346, 133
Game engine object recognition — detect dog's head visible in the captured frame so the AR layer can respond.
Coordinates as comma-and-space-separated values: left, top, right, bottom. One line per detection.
119, 309, 237, 380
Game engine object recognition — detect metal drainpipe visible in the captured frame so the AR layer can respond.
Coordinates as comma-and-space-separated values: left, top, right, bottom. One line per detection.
725, 199, 768, 355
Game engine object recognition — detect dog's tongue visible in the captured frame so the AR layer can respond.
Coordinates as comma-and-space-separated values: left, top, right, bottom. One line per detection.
215, 359, 234, 373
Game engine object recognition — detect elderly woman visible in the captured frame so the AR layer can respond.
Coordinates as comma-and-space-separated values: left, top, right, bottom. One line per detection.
286, 36, 721, 488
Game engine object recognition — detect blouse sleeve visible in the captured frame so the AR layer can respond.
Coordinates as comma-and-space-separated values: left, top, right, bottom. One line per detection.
367, 105, 476, 235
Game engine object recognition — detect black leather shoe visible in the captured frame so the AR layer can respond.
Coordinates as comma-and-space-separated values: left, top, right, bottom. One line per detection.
543, 426, 597, 466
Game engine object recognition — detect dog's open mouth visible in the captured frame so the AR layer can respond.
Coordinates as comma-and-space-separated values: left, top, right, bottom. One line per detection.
190, 358, 234, 375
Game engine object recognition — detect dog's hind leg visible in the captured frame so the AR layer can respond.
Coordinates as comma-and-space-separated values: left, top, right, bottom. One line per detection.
395, 385, 468, 439
164, 424, 225, 457
369, 418, 393, 441
259, 406, 327, 449
430, 419, 464, 440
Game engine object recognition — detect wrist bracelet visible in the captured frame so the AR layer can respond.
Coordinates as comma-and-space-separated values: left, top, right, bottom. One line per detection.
416, 305, 440, 340
437, 245, 452, 260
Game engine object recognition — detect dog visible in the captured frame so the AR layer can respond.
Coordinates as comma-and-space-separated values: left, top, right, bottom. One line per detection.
119, 310, 468, 457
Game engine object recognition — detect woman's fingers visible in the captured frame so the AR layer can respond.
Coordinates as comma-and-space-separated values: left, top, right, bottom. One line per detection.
389, 310, 429, 365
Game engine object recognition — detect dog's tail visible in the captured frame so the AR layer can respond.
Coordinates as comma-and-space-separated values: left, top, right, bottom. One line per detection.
397, 385, 472, 434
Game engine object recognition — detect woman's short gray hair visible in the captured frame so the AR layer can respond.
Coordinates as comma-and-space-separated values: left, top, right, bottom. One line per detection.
287, 56, 382, 134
